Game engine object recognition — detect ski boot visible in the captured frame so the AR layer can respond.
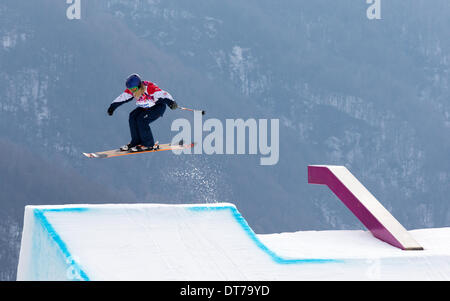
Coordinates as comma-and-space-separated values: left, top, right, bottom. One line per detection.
120, 143, 134, 151
130, 142, 159, 152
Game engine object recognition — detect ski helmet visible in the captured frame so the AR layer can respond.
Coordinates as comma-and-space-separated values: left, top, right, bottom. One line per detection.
125, 73, 142, 89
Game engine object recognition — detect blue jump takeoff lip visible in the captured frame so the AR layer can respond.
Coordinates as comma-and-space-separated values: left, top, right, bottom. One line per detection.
187, 205, 341, 264
34, 208, 90, 281
33, 204, 340, 282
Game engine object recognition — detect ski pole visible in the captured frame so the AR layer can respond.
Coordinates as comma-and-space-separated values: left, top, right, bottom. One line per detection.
179, 106, 205, 115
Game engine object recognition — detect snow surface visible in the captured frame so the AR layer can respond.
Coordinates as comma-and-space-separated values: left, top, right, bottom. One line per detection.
17, 203, 450, 281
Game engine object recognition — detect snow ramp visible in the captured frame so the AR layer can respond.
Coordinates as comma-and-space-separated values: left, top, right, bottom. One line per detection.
17, 203, 450, 280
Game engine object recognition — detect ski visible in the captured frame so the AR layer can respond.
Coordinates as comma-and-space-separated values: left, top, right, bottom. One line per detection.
83, 141, 195, 159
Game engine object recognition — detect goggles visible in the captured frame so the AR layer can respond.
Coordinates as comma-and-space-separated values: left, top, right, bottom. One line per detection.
129, 86, 140, 93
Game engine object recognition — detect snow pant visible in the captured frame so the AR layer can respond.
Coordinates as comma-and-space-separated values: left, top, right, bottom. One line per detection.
128, 103, 166, 147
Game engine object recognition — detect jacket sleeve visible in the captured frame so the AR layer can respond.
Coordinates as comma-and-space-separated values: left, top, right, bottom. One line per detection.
108, 91, 134, 113
153, 90, 176, 108
155, 97, 176, 108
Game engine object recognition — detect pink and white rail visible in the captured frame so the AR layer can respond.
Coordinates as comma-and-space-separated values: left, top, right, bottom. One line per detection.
308, 165, 423, 250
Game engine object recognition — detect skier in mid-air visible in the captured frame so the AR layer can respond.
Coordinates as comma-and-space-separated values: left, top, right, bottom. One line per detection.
107, 74, 178, 152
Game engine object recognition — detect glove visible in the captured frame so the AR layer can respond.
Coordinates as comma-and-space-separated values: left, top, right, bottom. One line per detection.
107, 106, 114, 116
169, 101, 178, 110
